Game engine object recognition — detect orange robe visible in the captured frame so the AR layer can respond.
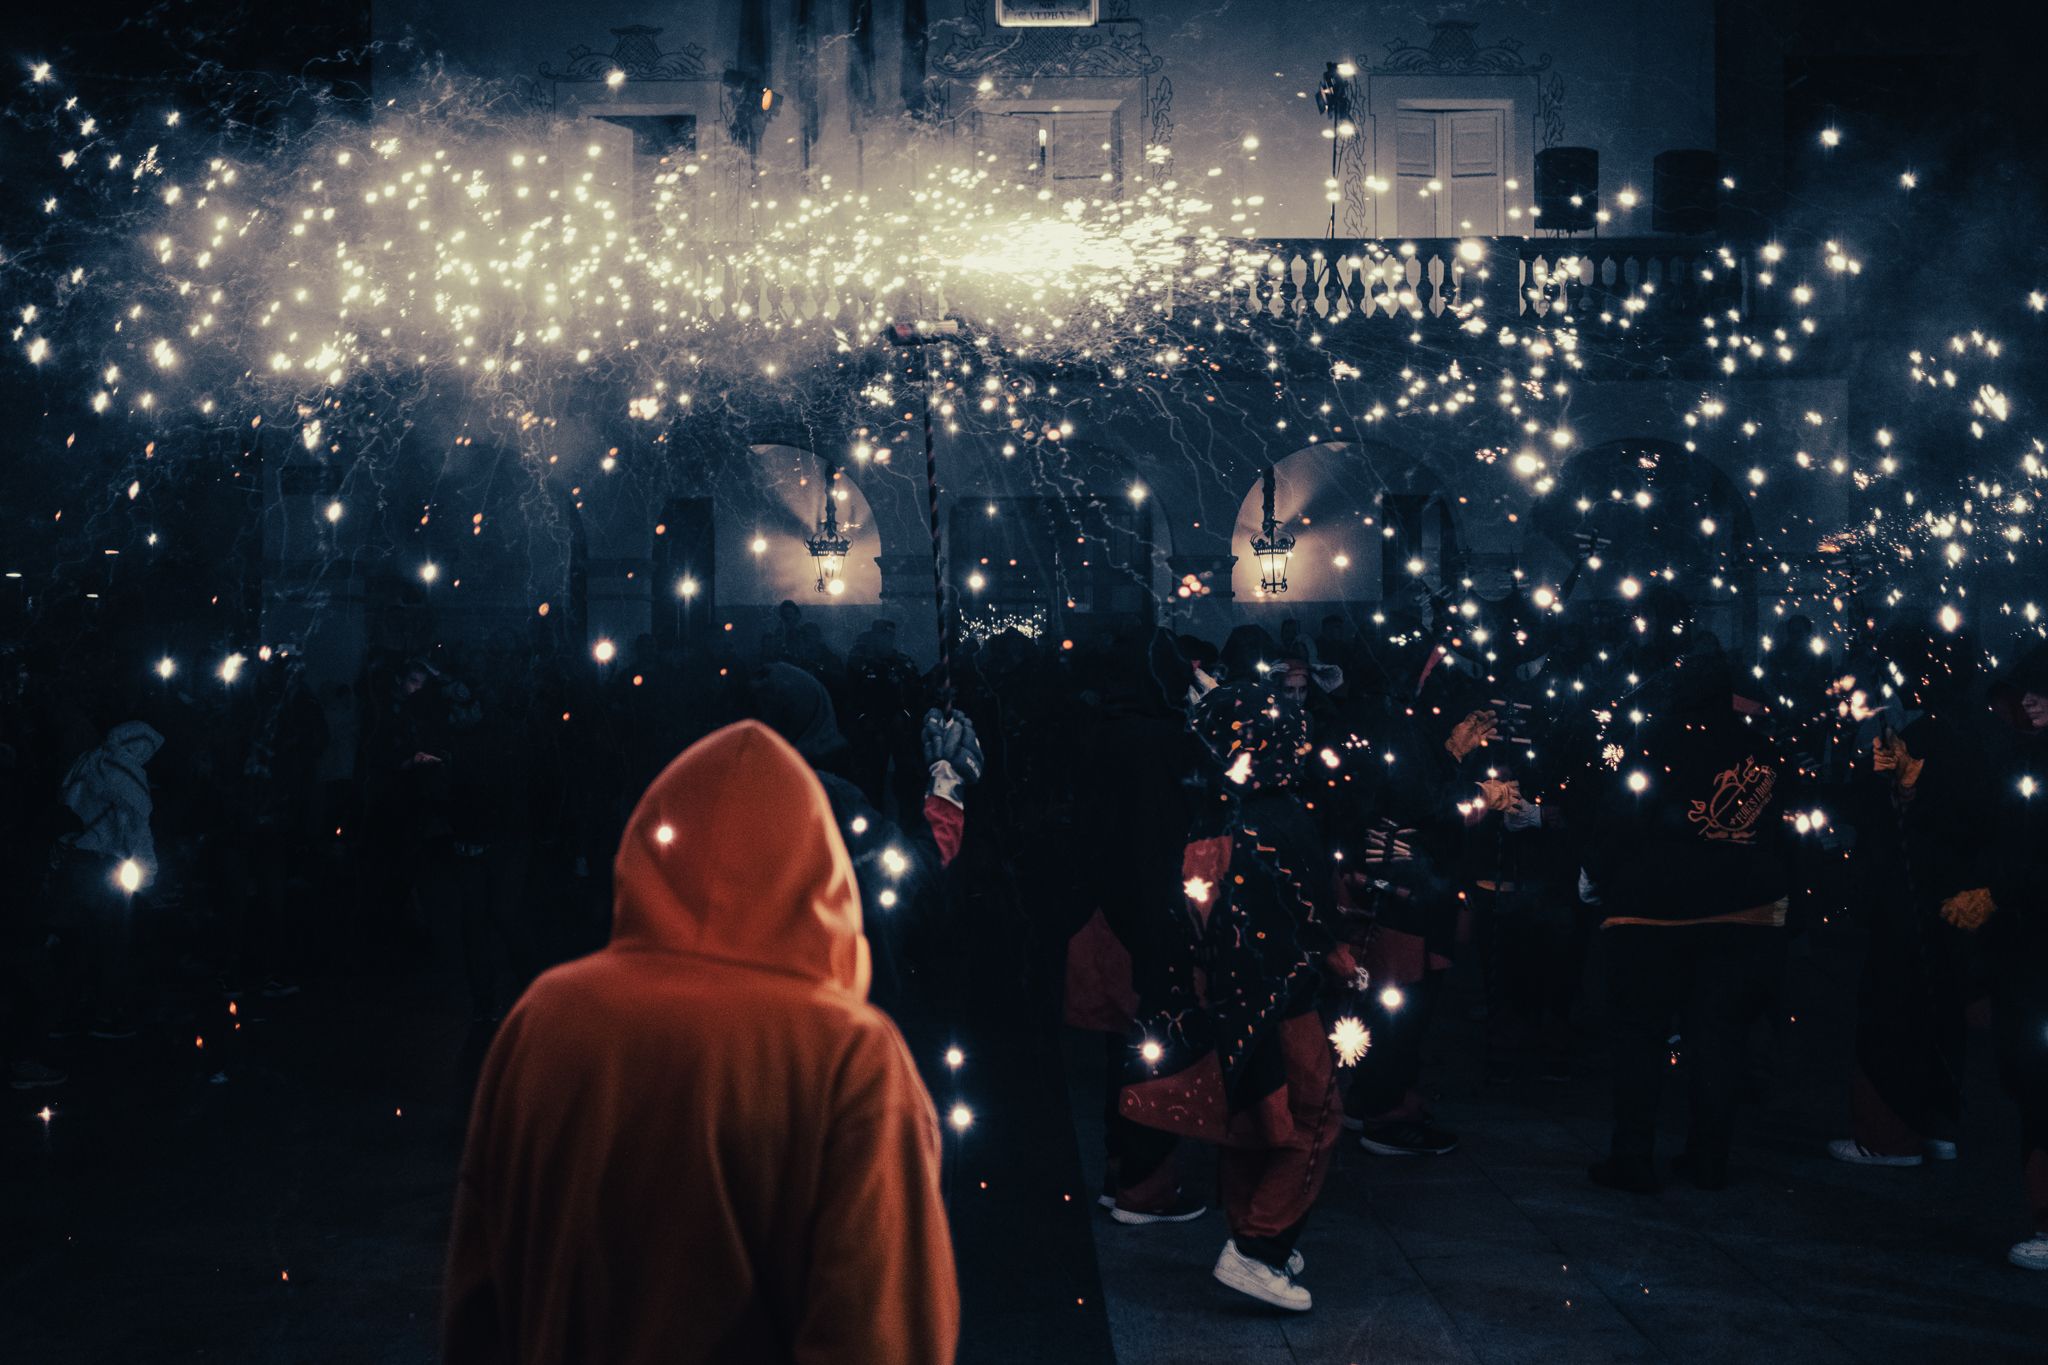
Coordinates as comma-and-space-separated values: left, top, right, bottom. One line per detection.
444, 720, 958, 1365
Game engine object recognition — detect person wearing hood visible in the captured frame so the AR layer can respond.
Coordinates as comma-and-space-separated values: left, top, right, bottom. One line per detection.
1120, 683, 1348, 1312
1579, 643, 1791, 1193
55, 720, 163, 1040
444, 721, 959, 1365
747, 662, 980, 1017
1064, 633, 1211, 1225
1828, 632, 1985, 1171
1942, 648, 2048, 1270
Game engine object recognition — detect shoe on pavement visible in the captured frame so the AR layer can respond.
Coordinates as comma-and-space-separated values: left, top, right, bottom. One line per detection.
2009, 1235, 2048, 1270
87, 1018, 137, 1041
1338, 1113, 1364, 1133
1110, 1196, 1208, 1226
1924, 1139, 1958, 1162
8, 1060, 67, 1090
1827, 1138, 1922, 1168
259, 978, 301, 999
1212, 1239, 1312, 1312
1358, 1119, 1458, 1157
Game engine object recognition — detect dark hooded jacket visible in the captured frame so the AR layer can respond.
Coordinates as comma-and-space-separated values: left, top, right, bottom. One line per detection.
1121, 685, 1337, 1143
444, 721, 958, 1365
1582, 652, 1791, 924
750, 663, 963, 1012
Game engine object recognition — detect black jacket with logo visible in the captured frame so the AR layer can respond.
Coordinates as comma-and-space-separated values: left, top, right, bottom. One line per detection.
1584, 702, 1792, 924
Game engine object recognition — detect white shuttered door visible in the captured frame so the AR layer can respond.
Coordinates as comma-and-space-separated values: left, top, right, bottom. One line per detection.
1394, 112, 1440, 238
1391, 108, 1504, 236
1446, 110, 1504, 234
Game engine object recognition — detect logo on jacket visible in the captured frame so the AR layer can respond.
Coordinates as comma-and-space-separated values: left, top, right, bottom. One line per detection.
1687, 757, 1775, 842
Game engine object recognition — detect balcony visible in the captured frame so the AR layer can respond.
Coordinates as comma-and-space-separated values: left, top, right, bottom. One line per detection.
1210, 235, 1832, 380
700, 231, 1832, 382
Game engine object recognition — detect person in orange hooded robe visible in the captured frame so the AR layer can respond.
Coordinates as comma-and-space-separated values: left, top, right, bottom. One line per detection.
443, 720, 958, 1365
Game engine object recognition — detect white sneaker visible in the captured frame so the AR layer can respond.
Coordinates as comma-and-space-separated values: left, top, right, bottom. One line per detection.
1212, 1239, 1312, 1312
1924, 1139, 1958, 1162
2009, 1235, 2048, 1271
1827, 1138, 1922, 1167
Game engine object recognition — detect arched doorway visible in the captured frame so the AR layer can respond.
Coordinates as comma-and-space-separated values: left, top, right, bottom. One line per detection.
1227, 441, 1461, 608
1526, 438, 1756, 650
708, 444, 885, 606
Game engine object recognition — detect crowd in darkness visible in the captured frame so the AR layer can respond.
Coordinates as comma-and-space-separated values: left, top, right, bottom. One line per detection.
5, 571, 2048, 1333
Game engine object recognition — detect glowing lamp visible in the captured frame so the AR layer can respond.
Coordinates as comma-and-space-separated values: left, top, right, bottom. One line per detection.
805, 461, 852, 596
1250, 465, 1294, 595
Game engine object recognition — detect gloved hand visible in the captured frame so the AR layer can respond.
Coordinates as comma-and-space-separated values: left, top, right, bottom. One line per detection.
1872, 733, 1924, 790
1502, 798, 1544, 832
1477, 777, 1521, 813
1446, 709, 1498, 761
922, 708, 984, 785
1939, 887, 1996, 931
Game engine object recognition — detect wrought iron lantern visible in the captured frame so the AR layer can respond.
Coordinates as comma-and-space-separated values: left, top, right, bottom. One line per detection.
804, 462, 851, 596
1250, 464, 1295, 595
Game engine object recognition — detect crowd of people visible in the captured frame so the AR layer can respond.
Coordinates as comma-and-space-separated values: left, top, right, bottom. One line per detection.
4, 577, 2047, 1357
1063, 592, 2048, 1312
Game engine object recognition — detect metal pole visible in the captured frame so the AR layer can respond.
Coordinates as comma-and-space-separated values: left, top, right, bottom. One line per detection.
924, 363, 952, 716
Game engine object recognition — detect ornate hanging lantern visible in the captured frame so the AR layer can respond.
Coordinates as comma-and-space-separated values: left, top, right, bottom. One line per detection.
1250, 464, 1295, 595
804, 462, 851, 595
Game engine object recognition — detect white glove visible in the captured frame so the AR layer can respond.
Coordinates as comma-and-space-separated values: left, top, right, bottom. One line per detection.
1578, 869, 1602, 905
1502, 799, 1544, 832
927, 759, 966, 809
921, 709, 984, 784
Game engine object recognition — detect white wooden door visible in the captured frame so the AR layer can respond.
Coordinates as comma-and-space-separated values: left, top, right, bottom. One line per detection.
980, 109, 1120, 195
1394, 111, 1440, 238
1391, 108, 1504, 236
1445, 110, 1504, 234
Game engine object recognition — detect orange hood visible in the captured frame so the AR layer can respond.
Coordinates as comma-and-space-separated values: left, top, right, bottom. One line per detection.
610, 720, 867, 997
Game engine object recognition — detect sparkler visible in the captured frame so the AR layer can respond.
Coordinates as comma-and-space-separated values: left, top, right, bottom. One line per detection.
1328, 1015, 1371, 1067
8, 61, 2048, 1187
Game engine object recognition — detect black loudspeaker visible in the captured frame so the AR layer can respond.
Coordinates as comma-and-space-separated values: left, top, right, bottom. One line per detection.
1652, 150, 1720, 235
1534, 146, 1599, 232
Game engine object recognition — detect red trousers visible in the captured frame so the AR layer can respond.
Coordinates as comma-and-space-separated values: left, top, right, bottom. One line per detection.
1218, 1012, 1342, 1258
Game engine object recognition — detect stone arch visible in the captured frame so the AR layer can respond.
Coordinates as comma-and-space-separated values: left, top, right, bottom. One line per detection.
938, 435, 1168, 637
1524, 437, 1757, 647
711, 443, 886, 605
1226, 440, 1463, 608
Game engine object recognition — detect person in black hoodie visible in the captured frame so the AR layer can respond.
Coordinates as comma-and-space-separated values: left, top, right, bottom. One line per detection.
1946, 648, 2048, 1270
1119, 682, 1347, 1312
1581, 640, 1791, 1192
1828, 631, 1985, 1169
747, 662, 978, 1019
1063, 634, 1210, 1224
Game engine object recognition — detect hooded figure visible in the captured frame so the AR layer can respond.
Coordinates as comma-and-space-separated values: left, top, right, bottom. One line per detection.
1119, 684, 1344, 1311
61, 721, 163, 872
748, 662, 974, 1015
444, 721, 958, 1365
